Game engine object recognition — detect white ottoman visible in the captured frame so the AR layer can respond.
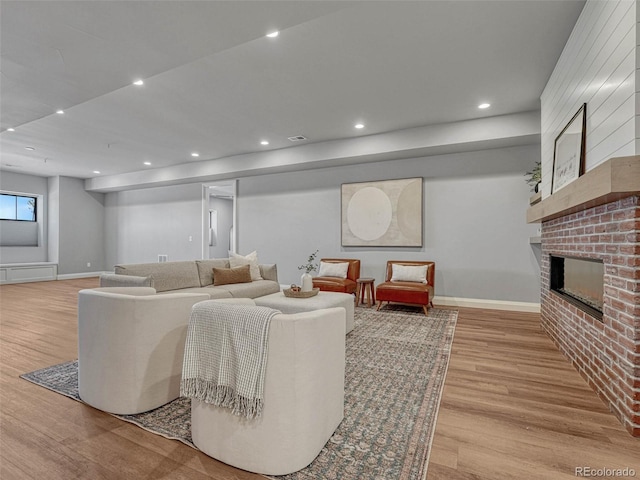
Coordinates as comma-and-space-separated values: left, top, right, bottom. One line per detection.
254, 291, 355, 334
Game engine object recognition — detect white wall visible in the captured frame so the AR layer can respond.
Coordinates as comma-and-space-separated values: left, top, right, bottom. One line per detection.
540, 0, 636, 197
237, 144, 541, 303
104, 182, 203, 268
47, 176, 60, 264
102, 144, 540, 303
56, 176, 105, 274
0, 173, 106, 272
0, 171, 48, 263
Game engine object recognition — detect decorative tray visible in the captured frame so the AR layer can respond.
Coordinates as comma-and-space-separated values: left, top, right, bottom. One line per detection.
283, 287, 319, 298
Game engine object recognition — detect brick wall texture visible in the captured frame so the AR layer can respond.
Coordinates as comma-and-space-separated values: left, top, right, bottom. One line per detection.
540, 195, 640, 436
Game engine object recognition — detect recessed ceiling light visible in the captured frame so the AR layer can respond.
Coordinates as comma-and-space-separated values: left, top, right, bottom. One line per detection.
354, 123, 365, 129
143, 161, 152, 166
266, 31, 279, 38
93, 170, 101, 174
478, 103, 491, 109
56, 109, 64, 114
191, 152, 200, 157
133, 79, 144, 86
260, 140, 269, 146
7, 128, 15, 132
25, 147, 35, 151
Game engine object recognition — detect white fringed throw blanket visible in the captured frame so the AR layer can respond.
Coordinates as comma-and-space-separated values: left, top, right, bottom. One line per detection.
180, 302, 279, 419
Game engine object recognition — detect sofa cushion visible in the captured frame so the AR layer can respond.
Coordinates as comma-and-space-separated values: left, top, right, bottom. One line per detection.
156, 287, 233, 299
114, 261, 200, 293
196, 258, 231, 286
99, 273, 154, 288
92, 286, 157, 296
259, 264, 278, 282
376, 281, 433, 304
213, 265, 252, 286
313, 277, 357, 294
216, 280, 281, 299
229, 251, 262, 281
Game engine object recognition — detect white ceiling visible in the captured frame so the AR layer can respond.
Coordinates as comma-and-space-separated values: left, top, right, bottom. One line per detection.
0, 0, 584, 185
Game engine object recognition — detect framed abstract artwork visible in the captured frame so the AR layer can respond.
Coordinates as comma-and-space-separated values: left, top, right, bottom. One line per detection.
341, 177, 423, 247
552, 103, 587, 194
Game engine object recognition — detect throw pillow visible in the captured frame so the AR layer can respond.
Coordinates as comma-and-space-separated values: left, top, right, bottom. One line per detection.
318, 261, 349, 279
390, 264, 428, 283
212, 265, 252, 286
228, 250, 263, 281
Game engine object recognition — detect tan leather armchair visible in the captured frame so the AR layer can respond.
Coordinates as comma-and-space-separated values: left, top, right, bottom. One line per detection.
312, 258, 360, 294
376, 261, 435, 315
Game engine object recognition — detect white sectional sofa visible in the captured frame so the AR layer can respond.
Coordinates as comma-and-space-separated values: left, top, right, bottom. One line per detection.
188, 299, 346, 475
78, 287, 210, 414
100, 258, 280, 299
79, 257, 352, 430
79, 258, 280, 415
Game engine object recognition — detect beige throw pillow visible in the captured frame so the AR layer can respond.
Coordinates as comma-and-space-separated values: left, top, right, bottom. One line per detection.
318, 261, 349, 279
229, 250, 262, 281
390, 264, 428, 283
212, 265, 253, 286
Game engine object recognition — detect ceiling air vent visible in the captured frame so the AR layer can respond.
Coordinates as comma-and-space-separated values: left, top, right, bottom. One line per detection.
287, 135, 307, 142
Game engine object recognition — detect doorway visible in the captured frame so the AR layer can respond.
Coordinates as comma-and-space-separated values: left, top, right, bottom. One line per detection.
201, 180, 236, 259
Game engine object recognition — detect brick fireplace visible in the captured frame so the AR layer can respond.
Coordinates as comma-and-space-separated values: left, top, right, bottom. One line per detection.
528, 156, 640, 436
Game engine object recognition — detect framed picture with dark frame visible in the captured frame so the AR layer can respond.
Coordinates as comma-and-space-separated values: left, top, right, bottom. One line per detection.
551, 103, 587, 194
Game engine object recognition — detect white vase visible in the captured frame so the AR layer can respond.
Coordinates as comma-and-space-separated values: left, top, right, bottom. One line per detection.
301, 272, 313, 292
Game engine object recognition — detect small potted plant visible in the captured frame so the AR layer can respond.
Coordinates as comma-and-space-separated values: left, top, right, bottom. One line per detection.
525, 161, 541, 192
298, 250, 319, 292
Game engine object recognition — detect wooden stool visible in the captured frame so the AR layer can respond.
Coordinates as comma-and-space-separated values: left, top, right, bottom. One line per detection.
356, 278, 375, 307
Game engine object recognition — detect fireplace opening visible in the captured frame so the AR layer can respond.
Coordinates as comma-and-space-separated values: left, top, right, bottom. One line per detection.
550, 255, 604, 321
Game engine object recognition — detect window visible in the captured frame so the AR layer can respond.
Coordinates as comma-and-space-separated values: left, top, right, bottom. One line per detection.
0, 194, 37, 221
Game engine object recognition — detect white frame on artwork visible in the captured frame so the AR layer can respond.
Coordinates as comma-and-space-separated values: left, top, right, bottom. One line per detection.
341, 177, 423, 247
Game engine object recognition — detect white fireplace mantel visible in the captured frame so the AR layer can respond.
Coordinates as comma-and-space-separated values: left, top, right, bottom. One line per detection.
527, 156, 640, 223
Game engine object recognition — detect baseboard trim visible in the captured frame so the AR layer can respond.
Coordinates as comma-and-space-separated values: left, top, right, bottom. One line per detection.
57, 271, 106, 280
433, 295, 540, 313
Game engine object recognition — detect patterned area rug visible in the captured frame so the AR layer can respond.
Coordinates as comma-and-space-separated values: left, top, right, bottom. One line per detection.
21, 305, 457, 480
19, 359, 194, 447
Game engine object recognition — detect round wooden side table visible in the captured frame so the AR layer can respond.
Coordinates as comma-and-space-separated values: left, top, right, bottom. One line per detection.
356, 277, 376, 308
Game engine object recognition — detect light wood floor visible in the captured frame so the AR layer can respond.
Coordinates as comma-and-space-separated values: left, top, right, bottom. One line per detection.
1, 278, 638, 479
